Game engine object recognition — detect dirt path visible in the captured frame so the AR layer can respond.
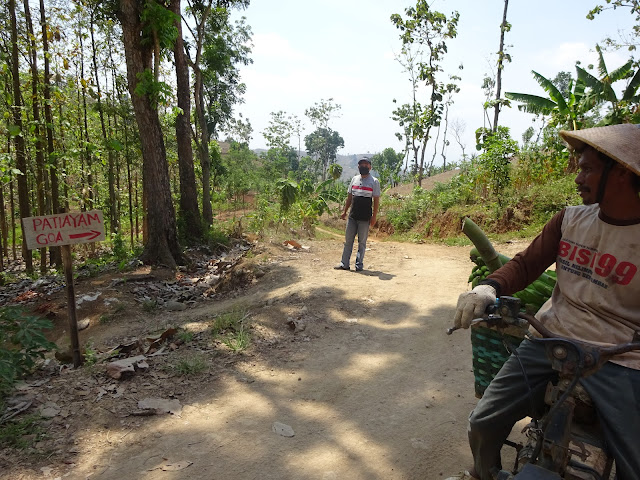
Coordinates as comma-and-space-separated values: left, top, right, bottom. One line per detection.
2, 235, 531, 480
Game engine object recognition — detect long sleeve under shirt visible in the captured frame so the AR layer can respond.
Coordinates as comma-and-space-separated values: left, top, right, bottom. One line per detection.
484, 204, 640, 369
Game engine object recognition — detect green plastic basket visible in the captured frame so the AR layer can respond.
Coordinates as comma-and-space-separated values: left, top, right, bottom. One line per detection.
471, 323, 527, 398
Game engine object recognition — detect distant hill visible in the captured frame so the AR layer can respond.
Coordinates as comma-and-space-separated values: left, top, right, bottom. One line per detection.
252, 149, 375, 182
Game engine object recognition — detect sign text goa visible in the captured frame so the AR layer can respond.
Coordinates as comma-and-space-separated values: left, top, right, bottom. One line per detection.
22, 210, 106, 250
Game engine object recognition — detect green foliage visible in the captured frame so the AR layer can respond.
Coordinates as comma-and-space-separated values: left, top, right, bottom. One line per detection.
262, 111, 299, 163
0, 272, 19, 287
83, 342, 99, 367
390, 1, 460, 182
201, 8, 252, 137
276, 178, 299, 212
587, 1, 640, 51
140, 0, 179, 51
216, 142, 259, 206
247, 196, 279, 234
372, 148, 404, 188
385, 186, 431, 233
134, 69, 173, 108
304, 127, 345, 180
265, 177, 345, 232
328, 163, 343, 180
204, 222, 232, 250
576, 44, 640, 124
0, 307, 57, 395
261, 147, 297, 180
506, 71, 589, 130
512, 145, 569, 190
380, 133, 575, 239
475, 126, 519, 205
111, 232, 127, 261
523, 176, 580, 226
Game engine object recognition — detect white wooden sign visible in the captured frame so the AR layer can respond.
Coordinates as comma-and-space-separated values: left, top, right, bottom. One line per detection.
22, 210, 106, 250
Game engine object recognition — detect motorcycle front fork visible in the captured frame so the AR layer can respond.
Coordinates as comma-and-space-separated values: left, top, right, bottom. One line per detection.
491, 393, 575, 479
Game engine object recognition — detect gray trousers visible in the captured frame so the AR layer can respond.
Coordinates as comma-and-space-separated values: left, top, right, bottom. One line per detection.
469, 339, 640, 480
340, 217, 370, 270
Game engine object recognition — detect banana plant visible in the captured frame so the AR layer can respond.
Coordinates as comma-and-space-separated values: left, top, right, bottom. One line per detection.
505, 71, 588, 130
576, 45, 640, 125
276, 179, 298, 212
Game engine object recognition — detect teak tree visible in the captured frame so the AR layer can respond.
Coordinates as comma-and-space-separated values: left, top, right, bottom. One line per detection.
391, 1, 459, 186
116, 0, 181, 267
492, 0, 511, 132
169, 0, 203, 243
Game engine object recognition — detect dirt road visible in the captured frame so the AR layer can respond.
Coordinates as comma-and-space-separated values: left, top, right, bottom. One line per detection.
2, 235, 530, 480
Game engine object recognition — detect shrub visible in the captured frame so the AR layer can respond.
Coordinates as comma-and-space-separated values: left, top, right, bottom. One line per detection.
0, 307, 57, 396
111, 232, 128, 261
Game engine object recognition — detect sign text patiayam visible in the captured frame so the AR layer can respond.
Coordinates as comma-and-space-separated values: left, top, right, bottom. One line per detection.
22, 210, 106, 249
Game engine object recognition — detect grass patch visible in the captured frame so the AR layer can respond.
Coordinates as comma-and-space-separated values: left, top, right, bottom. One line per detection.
177, 330, 193, 343
442, 235, 473, 247
0, 414, 44, 449
142, 300, 158, 312
211, 308, 251, 353
222, 325, 250, 352
170, 353, 207, 376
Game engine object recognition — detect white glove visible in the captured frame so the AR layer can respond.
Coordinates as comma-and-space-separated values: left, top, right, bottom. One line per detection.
453, 284, 496, 329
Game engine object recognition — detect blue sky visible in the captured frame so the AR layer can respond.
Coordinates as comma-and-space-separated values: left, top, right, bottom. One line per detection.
231, 0, 636, 163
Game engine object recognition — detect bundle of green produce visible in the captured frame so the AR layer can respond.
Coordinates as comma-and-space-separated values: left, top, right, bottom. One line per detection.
468, 247, 557, 313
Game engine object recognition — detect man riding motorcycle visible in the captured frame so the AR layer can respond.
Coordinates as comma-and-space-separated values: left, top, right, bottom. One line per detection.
447, 124, 640, 480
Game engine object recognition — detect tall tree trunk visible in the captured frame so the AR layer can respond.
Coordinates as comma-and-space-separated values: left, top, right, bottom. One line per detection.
194, 72, 212, 225
57, 81, 69, 209
135, 171, 140, 243
10, 173, 17, 260
9, 0, 33, 273
118, 0, 181, 267
170, 0, 203, 242
90, 15, 117, 234
440, 102, 450, 171
39, 12, 56, 184
24, 0, 48, 272
0, 177, 6, 263
79, 27, 94, 212
492, 0, 509, 133
125, 125, 134, 249
39, 0, 61, 266
190, 1, 213, 225
2, 81, 11, 259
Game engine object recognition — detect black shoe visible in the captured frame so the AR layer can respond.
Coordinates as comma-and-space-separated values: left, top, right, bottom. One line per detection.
334, 264, 350, 271
355, 266, 363, 272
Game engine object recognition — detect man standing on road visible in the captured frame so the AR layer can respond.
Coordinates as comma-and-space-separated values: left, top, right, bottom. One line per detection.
334, 157, 381, 272
446, 123, 640, 480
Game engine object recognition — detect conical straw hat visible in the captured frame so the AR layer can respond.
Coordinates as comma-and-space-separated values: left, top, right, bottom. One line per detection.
559, 124, 640, 177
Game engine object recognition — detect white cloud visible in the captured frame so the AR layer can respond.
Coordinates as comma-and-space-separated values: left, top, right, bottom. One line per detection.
532, 42, 632, 74
251, 32, 306, 62
534, 42, 593, 70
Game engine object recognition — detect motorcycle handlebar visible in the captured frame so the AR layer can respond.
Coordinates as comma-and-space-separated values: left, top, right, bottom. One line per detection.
518, 310, 640, 361
450, 296, 640, 362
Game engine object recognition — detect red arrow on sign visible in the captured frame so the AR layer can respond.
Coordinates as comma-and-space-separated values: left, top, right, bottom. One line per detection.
69, 230, 102, 240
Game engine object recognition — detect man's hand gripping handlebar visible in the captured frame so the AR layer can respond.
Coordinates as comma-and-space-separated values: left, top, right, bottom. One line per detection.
447, 296, 526, 335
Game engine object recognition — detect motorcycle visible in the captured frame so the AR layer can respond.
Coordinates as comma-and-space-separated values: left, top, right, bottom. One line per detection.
449, 296, 640, 480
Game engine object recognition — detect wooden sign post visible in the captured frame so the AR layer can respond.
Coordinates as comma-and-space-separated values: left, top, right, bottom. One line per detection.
22, 210, 106, 368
